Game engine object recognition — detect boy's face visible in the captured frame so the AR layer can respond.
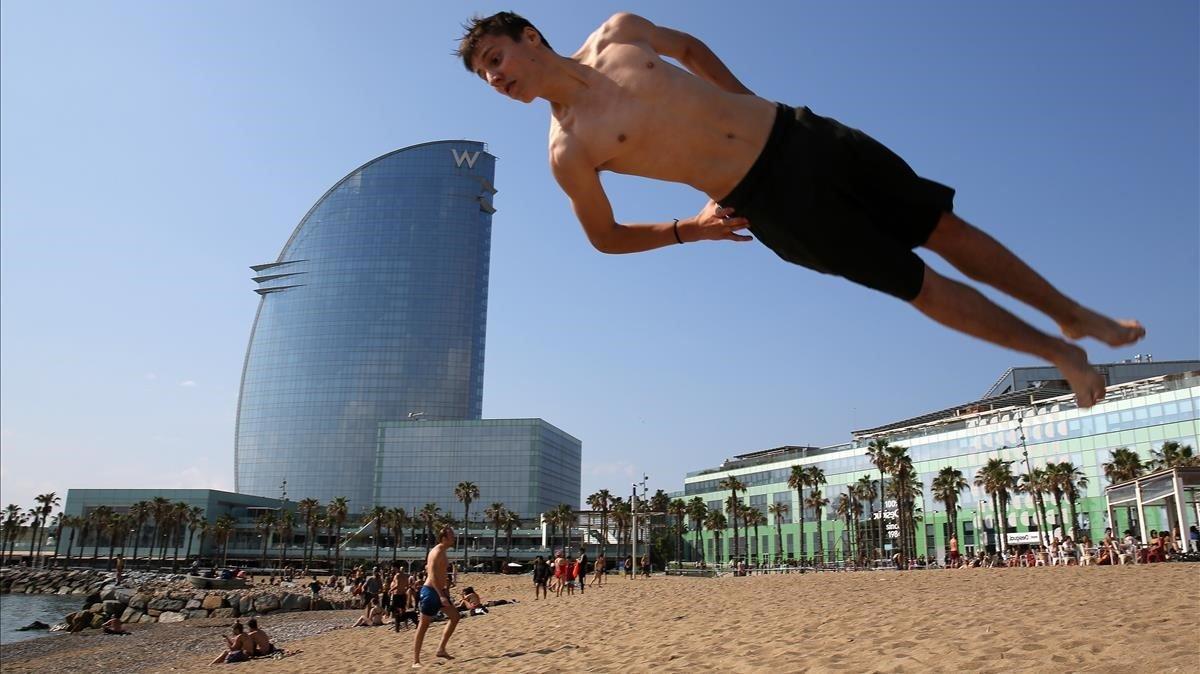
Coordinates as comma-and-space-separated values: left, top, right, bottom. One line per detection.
472, 29, 543, 104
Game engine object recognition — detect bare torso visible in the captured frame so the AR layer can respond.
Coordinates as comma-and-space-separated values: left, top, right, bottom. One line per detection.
423, 544, 449, 597
551, 23, 777, 200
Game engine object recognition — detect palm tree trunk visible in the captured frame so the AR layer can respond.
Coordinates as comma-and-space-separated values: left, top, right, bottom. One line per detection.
197, 532, 207, 564
493, 523, 500, 569
506, 529, 514, 565
796, 488, 806, 561
184, 527, 194, 563
1067, 491, 1080, 540
64, 529, 75, 567
990, 494, 1002, 554
1052, 492, 1066, 540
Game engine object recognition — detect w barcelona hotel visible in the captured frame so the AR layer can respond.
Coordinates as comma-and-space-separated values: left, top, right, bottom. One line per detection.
682, 360, 1200, 564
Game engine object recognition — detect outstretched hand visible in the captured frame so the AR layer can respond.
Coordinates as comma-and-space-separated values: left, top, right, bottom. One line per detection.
687, 201, 752, 243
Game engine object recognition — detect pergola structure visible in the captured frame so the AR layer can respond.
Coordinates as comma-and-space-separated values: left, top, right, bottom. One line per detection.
1105, 467, 1200, 544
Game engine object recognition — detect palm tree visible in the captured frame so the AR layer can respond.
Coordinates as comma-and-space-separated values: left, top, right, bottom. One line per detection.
805, 490, 829, 564
256, 510, 276, 569
25, 506, 41, 568
855, 475, 879, 560
167, 501, 188, 570
88, 506, 112, 562
1150, 441, 1198, 470
106, 514, 126, 568
366, 506, 387, 564
484, 502, 506, 570
47, 512, 66, 567
386, 507, 407, 564
746, 507, 766, 563
587, 489, 613, 557
806, 466, 828, 560
296, 498, 320, 567
327, 497, 349, 572
455, 481, 480, 567
195, 519, 211, 565
1044, 462, 1069, 538
722, 493, 741, 563
183, 506, 205, 563
611, 501, 631, 559
834, 493, 856, 563
866, 439, 893, 558
128, 501, 150, 568
61, 515, 83, 567
1103, 447, 1146, 484
718, 476, 745, 561
214, 514, 236, 566
704, 508, 727, 565
932, 466, 969, 549
555, 504, 575, 554
1059, 462, 1088, 539
501, 509, 521, 565
975, 458, 1015, 554
1017, 467, 1051, 547
883, 444, 914, 563
33, 492, 60, 567
276, 510, 295, 567
3, 504, 23, 563
668, 498, 687, 566
787, 466, 807, 561
148, 496, 171, 561
686, 497, 707, 562
418, 503, 440, 553
767, 501, 788, 563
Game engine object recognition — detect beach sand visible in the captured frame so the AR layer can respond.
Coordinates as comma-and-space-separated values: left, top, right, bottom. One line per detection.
4, 563, 1197, 672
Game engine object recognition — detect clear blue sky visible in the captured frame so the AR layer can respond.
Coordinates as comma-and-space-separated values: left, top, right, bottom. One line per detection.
2, 1, 1196, 510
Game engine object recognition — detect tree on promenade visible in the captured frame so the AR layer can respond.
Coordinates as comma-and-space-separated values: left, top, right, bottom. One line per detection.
485, 502, 506, 570
455, 481, 480, 568
768, 501, 788, 563
719, 476, 745, 561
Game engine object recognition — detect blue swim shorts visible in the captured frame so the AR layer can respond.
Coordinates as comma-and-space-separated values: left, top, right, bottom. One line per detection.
418, 586, 442, 617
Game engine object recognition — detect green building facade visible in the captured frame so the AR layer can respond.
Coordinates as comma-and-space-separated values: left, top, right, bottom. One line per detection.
681, 369, 1199, 564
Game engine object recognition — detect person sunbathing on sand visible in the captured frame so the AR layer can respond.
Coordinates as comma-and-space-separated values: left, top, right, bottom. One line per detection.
210, 621, 254, 665
246, 618, 276, 655
102, 616, 130, 635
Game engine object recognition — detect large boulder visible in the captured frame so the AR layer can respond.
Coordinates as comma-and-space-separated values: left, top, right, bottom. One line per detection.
238, 596, 254, 615
210, 607, 237, 619
128, 593, 151, 610
102, 600, 124, 615
168, 590, 192, 601
201, 594, 224, 610
120, 607, 142, 623
148, 598, 186, 612
90, 613, 105, 629
89, 603, 105, 614
115, 588, 137, 604
158, 611, 185, 623
254, 595, 280, 613
281, 594, 307, 612
186, 609, 210, 619
185, 599, 202, 610
100, 585, 117, 601
137, 613, 156, 623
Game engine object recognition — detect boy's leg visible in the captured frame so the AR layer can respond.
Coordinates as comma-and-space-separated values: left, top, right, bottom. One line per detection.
911, 266, 1107, 407
923, 212, 1144, 346
436, 612, 458, 658
413, 614, 431, 666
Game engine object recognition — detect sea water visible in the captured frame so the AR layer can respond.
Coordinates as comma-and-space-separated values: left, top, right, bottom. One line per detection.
0, 593, 84, 645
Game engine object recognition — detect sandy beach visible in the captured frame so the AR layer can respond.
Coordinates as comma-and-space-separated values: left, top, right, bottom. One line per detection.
3, 564, 1197, 673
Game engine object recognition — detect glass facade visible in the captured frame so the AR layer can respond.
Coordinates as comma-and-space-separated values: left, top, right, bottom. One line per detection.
235, 141, 498, 507
681, 370, 1200, 563
374, 419, 581, 520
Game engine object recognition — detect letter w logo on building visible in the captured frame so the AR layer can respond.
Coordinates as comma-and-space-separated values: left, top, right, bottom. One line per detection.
451, 149, 480, 169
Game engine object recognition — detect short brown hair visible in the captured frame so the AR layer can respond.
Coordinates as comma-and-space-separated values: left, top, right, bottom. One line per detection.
438, 524, 456, 540
456, 11, 552, 73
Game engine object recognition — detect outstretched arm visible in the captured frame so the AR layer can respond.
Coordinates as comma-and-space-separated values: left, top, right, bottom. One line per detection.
607, 12, 754, 95
551, 139, 751, 254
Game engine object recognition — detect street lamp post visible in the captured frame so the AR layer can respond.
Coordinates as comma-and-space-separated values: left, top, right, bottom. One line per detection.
1013, 414, 1048, 550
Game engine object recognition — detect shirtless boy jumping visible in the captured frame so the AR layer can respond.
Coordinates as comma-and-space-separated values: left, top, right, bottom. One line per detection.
457, 12, 1144, 407
412, 526, 458, 668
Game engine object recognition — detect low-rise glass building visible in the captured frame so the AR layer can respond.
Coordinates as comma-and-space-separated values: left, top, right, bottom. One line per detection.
681, 365, 1200, 564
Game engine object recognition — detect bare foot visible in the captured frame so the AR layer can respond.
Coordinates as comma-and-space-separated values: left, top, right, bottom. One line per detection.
1054, 344, 1107, 408
1060, 306, 1145, 347
436, 651, 454, 660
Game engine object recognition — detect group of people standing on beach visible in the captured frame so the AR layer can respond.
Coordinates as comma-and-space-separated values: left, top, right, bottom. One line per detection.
530, 549, 652, 599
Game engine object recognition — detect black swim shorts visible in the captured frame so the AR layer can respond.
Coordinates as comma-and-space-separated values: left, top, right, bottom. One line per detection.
719, 104, 955, 301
